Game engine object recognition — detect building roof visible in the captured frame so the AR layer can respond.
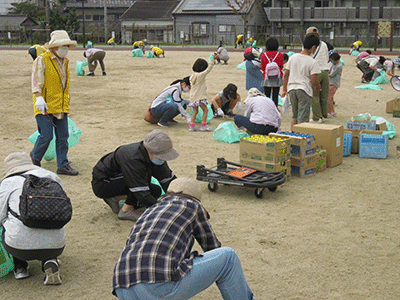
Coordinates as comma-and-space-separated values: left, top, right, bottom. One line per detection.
120, 0, 181, 21
66, 0, 135, 8
173, 0, 254, 14
0, 14, 38, 29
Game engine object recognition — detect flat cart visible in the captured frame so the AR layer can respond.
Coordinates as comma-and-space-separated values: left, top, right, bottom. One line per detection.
196, 157, 286, 199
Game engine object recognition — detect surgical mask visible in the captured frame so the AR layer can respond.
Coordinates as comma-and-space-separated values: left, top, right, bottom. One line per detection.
183, 86, 190, 93
151, 158, 165, 165
56, 46, 69, 58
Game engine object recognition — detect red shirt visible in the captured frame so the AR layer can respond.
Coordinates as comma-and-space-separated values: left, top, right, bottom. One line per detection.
260, 51, 284, 79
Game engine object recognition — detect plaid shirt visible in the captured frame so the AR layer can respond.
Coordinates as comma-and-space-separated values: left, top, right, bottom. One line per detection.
112, 195, 221, 293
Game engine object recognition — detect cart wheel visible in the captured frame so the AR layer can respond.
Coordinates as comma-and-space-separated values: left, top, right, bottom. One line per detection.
208, 182, 218, 192
268, 186, 278, 192
255, 188, 263, 198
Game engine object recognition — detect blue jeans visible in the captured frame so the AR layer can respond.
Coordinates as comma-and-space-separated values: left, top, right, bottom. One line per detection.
150, 102, 179, 123
234, 115, 278, 135
31, 114, 69, 168
115, 247, 254, 300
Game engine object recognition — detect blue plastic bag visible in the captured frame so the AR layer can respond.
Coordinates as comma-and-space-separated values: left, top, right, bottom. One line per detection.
132, 49, 144, 57
27, 118, 82, 161
237, 61, 246, 70
355, 84, 382, 90
370, 71, 389, 85
189, 103, 214, 124
213, 122, 249, 143
75, 59, 88, 76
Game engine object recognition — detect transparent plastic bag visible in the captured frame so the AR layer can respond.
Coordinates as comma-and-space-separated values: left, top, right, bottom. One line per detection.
132, 49, 144, 57
146, 51, 154, 58
189, 103, 214, 124
27, 118, 82, 161
75, 59, 88, 76
0, 227, 14, 278
212, 122, 249, 143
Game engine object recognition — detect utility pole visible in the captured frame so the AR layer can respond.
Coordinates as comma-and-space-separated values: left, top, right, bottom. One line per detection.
81, 0, 86, 48
104, 0, 107, 43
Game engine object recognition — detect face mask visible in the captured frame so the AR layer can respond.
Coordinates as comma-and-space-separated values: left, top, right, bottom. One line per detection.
183, 86, 190, 93
56, 46, 69, 58
151, 158, 165, 165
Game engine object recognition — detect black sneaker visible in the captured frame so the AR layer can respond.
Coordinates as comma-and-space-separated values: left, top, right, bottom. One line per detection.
57, 164, 79, 176
102, 71, 106, 76
87, 72, 95, 76
226, 110, 236, 117
30, 152, 41, 167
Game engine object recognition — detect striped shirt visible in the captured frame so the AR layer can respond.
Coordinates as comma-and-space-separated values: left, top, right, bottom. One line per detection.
112, 195, 221, 293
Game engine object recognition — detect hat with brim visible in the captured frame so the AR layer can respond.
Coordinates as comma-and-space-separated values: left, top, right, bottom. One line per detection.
168, 178, 202, 201
2, 152, 40, 180
143, 129, 179, 161
45, 30, 77, 49
306, 26, 319, 35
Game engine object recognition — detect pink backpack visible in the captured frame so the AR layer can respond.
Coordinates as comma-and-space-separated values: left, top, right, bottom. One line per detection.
264, 52, 280, 80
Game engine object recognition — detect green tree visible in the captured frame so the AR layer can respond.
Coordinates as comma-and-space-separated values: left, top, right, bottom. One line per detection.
48, 8, 80, 34
8, 1, 42, 19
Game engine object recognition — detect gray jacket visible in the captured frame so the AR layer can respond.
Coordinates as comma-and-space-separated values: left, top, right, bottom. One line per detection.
0, 169, 66, 250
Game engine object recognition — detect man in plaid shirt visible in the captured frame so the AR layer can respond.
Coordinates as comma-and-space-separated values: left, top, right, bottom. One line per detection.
112, 178, 254, 300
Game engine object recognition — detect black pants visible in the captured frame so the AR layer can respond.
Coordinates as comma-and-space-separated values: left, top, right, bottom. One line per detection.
2, 229, 63, 271
264, 86, 280, 107
91, 176, 162, 208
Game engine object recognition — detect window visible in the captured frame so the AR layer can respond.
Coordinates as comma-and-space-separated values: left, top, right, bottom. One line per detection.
353, 0, 360, 18
219, 25, 234, 32
192, 22, 209, 37
315, 1, 329, 7
93, 15, 104, 21
379, 0, 385, 18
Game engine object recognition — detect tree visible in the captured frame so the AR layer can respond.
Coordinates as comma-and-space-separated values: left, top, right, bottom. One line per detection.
8, 1, 43, 19
48, 8, 80, 34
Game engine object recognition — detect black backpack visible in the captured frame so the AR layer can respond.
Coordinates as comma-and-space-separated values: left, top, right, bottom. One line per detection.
9, 174, 72, 229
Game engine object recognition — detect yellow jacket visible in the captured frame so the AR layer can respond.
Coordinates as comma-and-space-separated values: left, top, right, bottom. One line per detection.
236, 35, 244, 44
133, 41, 144, 47
33, 52, 70, 116
153, 47, 164, 55
31, 45, 47, 56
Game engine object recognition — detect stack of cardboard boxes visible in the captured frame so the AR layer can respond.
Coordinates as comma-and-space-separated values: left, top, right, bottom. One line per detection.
239, 135, 291, 181
269, 132, 318, 178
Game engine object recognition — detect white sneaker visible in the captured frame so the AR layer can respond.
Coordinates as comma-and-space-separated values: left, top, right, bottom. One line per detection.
44, 259, 62, 285
317, 119, 324, 124
14, 267, 29, 280
200, 125, 213, 131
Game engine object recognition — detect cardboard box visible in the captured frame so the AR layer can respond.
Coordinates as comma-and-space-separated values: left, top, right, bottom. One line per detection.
291, 165, 316, 178
346, 121, 376, 130
293, 123, 344, 168
376, 122, 387, 131
359, 130, 389, 159
344, 129, 363, 154
386, 98, 400, 113
291, 153, 317, 168
343, 131, 352, 157
316, 150, 326, 173
240, 159, 291, 181
269, 132, 316, 158
239, 137, 290, 163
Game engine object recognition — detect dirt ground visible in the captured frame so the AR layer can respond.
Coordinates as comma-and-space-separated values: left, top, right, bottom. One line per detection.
1, 47, 400, 300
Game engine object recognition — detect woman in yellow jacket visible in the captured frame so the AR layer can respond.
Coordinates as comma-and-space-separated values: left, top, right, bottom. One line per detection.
151, 46, 165, 57
31, 30, 79, 176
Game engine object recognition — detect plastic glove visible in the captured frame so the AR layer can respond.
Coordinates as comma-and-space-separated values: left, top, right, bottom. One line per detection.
35, 96, 48, 114
217, 108, 225, 117
181, 114, 191, 123
236, 102, 243, 114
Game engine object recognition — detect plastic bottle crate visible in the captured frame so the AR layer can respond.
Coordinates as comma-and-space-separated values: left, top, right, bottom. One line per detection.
359, 132, 389, 159
343, 132, 352, 157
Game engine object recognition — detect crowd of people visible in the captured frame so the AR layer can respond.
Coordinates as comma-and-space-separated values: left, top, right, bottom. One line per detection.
3, 27, 398, 299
